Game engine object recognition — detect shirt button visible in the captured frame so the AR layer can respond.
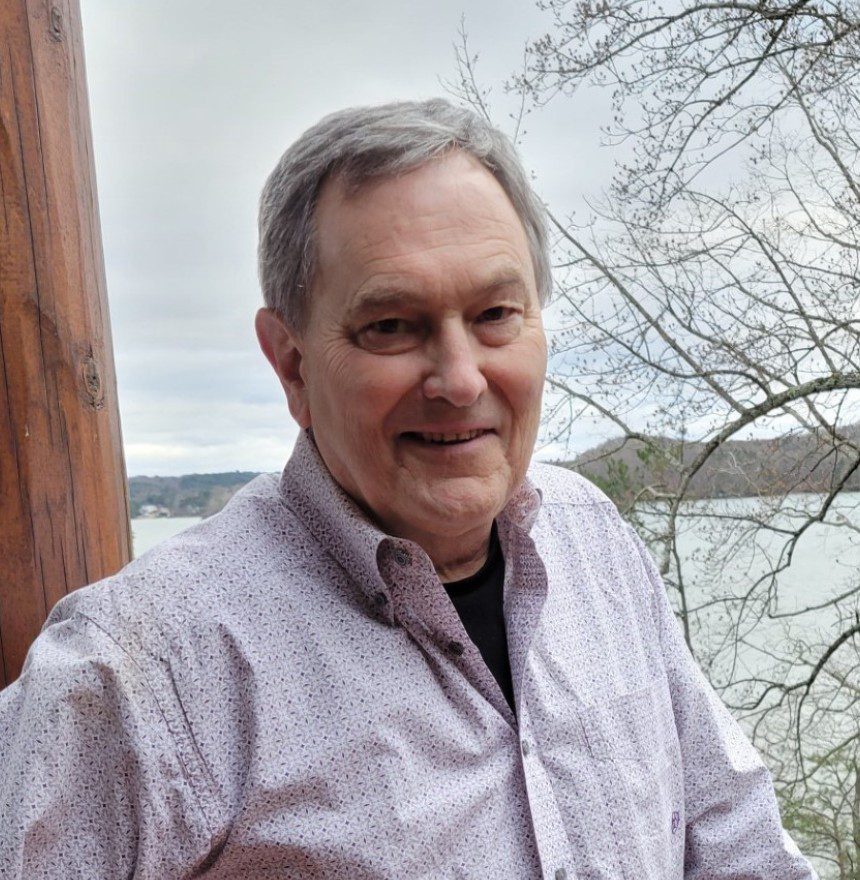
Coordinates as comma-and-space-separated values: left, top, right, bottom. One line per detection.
555, 869, 567, 880
521, 740, 531, 757
447, 640, 465, 656
393, 548, 411, 567
372, 592, 388, 607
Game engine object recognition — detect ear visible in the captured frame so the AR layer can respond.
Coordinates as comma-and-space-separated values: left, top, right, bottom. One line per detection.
255, 307, 312, 429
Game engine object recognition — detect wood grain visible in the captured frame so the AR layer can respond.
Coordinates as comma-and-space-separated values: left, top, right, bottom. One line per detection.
0, 0, 131, 686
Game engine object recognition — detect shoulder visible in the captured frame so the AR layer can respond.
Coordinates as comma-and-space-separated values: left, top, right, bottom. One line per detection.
526, 460, 617, 509
6, 473, 301, 807
0, 600, 215, 878
525, 461, 645, 575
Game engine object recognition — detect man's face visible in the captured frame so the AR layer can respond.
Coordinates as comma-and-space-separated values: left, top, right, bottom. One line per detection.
283, 151, 546, 549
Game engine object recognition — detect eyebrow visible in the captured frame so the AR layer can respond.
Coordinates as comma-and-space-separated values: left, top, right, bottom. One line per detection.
346, 273, 529, 321
346, 289, 421, 322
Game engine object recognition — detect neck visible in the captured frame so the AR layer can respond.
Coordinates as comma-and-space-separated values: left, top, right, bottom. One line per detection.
412, 522, 493, 583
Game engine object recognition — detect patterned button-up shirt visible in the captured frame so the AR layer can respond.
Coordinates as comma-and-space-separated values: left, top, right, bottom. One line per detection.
0, 431, 816, 879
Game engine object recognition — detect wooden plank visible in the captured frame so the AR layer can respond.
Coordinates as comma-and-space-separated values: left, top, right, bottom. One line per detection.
0, 0, 131, 686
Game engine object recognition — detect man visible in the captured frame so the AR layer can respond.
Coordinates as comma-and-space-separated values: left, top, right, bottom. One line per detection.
0, 99, 816, 879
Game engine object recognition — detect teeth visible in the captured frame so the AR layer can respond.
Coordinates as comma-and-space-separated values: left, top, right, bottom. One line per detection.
418, 429, 484, 444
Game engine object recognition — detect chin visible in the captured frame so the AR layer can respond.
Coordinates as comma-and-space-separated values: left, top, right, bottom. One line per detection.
416, 481, 504, 530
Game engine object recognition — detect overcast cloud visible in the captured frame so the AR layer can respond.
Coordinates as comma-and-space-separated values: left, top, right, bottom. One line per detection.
81, 0, 614, 476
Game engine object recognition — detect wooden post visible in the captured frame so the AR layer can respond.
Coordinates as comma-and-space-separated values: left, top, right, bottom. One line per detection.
0, 0, 131, 686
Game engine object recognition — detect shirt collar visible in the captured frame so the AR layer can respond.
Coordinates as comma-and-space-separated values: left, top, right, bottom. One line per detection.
499, 472, 543, 534
279, 430, 396, 620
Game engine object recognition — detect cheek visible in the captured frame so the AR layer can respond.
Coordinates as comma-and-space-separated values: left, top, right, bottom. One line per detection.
312, 349, 419, 432
489, 359, 545, 469
497, 350, 546, 418
518, 336, 548, 408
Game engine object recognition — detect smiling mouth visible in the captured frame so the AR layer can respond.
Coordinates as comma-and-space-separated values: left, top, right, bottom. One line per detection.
401, 429, 491, 445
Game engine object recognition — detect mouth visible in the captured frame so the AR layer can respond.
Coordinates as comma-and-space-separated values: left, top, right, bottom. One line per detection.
400, 428, 493, 446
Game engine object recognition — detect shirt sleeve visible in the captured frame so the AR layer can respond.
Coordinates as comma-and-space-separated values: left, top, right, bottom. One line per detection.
0, 609, 216, 879
628, 527, 819, 880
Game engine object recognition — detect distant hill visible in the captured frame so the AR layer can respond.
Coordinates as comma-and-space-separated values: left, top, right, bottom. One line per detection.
129, 472, 261, 517
561, 423, 860, 506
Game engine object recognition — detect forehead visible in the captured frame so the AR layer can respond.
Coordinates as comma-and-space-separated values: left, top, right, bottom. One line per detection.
311, 151, 535, 308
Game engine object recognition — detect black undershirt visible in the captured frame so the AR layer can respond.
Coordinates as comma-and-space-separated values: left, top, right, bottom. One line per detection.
443, 524, 516, 712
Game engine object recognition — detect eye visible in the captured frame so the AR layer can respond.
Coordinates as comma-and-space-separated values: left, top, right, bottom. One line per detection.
477, 306, 514, 323
478, 306, 511, 324
355, 317, 421, 353
368, 318, 408, 334
474, 304, 523, 344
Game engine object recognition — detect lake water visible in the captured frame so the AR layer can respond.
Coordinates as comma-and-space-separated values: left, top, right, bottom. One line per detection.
660, 493, 859, 663
132, 517, 203, 557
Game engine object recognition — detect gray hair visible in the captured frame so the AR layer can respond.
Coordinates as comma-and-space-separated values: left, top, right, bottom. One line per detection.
257, 98, 551, 330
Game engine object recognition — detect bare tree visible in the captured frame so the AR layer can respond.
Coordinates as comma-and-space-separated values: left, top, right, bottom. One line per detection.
455, 2, 860, 874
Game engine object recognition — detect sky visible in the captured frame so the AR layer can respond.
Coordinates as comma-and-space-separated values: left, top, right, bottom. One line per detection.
81, 0, 616, 477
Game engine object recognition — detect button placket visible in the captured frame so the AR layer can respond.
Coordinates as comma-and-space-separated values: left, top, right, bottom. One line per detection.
516, 708, 573, 880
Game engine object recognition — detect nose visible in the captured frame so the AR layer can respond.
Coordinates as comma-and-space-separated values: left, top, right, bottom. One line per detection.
422, 322, 488, 407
